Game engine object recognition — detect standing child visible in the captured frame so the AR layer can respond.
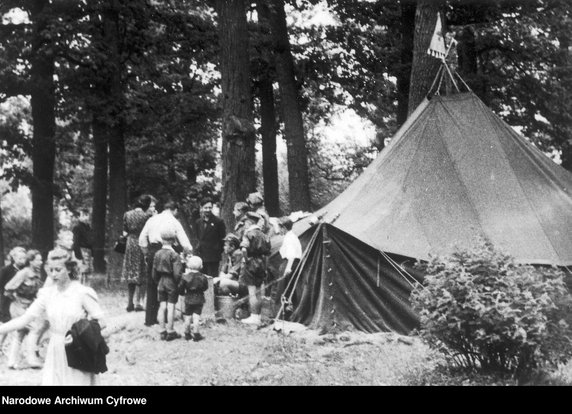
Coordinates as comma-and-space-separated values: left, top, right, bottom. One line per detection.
239, 212, 271, 326
178, 256, 209, 342
152, 229, 184, 341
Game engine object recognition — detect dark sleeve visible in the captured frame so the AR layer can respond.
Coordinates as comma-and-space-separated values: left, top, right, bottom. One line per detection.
177, 278, 186, 296
72, 226, 83, 260
200, 275, 209, 292
194, 219, 202, 255
0, 267, 10, 290
123, 212, 129, 233
218, 220, 227, 254
172, 254, 183, 281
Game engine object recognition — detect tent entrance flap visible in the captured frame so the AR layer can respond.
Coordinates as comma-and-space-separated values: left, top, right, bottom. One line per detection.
286, 224, 424, 334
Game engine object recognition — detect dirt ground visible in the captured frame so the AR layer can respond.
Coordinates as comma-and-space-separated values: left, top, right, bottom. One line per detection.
0, 280, 439, 386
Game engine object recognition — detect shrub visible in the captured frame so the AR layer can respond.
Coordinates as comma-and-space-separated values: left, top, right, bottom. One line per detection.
411, 239, 572, 383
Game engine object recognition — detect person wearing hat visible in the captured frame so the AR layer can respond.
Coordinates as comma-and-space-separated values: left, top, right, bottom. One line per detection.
213, 233, 244, 296
152, 228, 184, 341
194, 198, 226, 278
232, 201, 250, 240
238, 212, 271, 325
246, 192, 270, 235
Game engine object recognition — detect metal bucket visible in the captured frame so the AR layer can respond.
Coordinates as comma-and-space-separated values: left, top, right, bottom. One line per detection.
215, 295, 238, 319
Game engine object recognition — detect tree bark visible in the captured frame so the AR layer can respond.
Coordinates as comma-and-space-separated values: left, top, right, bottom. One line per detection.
91, 117, 108, 274
0, 196, 4, 262
556, 32, 572, 173
256, 0, 280, 217
217, 0, 257, 228
457, 25, 488, 103
103, 0, 127, 282
29, 0, 56, 258
268, 0, 311, 212
396, 0, 416, 127
408, 1, 444, 115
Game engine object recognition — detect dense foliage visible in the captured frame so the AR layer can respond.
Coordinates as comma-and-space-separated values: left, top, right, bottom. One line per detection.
411, 239, 572, 382
1, 0, 571, 257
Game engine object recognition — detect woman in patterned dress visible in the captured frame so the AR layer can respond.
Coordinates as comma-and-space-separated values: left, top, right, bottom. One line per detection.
122, 194, 157, 312
0, 248, 106, 385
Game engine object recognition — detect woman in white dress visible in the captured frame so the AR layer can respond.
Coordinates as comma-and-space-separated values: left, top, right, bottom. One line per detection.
0, 248, 106, 385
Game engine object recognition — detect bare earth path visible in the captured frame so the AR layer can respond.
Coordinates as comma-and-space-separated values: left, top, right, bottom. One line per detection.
0, 303, 434, 386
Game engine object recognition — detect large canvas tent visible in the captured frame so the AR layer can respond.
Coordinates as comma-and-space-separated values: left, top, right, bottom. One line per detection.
275, 91, 572, 333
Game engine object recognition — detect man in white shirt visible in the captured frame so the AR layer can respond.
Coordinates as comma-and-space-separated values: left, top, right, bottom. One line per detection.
278, 217, 302, 277
274, 216, 302, 318
139, 200, 192, 326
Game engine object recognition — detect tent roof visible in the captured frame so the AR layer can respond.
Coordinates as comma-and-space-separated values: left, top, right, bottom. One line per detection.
299, 92, 572, 266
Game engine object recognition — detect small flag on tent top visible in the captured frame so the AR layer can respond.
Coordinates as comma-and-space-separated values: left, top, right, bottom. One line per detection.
427, 14, 447, 60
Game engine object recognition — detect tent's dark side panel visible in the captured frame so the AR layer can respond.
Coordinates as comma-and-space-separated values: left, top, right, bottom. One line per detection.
278, 223, 424, 334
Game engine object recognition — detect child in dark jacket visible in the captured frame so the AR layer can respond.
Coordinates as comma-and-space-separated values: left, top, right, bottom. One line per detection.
152, 231, 184, 341
178, 256, 209, 342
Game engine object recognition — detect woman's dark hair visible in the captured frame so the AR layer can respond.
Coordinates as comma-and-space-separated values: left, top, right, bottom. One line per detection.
135, 194, 157, 211
25, 249, 42, 267
163, 200, 179, 211
200, 197, 213, 207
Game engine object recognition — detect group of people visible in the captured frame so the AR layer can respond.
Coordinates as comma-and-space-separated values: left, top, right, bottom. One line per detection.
0, 189, 303, 385
0, 245, 106, 385
121, 191, 302, 340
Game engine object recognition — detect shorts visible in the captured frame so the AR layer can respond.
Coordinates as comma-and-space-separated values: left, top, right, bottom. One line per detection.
157, 276, 178, 304
239, 256, 266, 287
237, 282, 248, 297
183, 303, 203, 316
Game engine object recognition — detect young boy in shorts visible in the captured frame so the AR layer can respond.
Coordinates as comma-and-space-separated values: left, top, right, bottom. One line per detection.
178, 256, 209, 341
152, 229, 184, 341
239, 212, 271, 326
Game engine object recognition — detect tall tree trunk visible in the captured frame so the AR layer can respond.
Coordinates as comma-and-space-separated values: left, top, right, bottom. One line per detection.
104, 0, 127, 282
30, 1, 56, 258
556, 33, 572, 172
217, 0, 256, 228
268, 0, 311, 212
457, 25, 488, 103
256, 0, 280, 217
408, 1, 444, 115
0, 197, 4, 263
396, 0, 416, 126
91, 117, 108, 273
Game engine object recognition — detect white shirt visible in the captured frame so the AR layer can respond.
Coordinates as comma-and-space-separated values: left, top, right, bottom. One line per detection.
279, 231, 302, 260
138, 210, 192, 252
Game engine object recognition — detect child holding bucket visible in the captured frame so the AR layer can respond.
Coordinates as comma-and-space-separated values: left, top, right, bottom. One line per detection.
178, 256, 209, 341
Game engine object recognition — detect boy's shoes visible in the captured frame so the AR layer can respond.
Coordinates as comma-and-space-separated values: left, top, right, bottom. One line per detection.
160, 331, 168, 341
166, 331, 181, 341
192, 333, 205, 342
126, 304, 134, 312
184, 333, 193, 341
241, 314, 261, 325
134, 305, 145, 312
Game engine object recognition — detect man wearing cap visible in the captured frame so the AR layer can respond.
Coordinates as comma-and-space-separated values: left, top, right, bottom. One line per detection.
238, 212, 271, 325
232, 201, 250, 240
246, 192, 270, 235
139, 200, 192, 326
214, 233, 244, 295
194, 198, 226, 277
